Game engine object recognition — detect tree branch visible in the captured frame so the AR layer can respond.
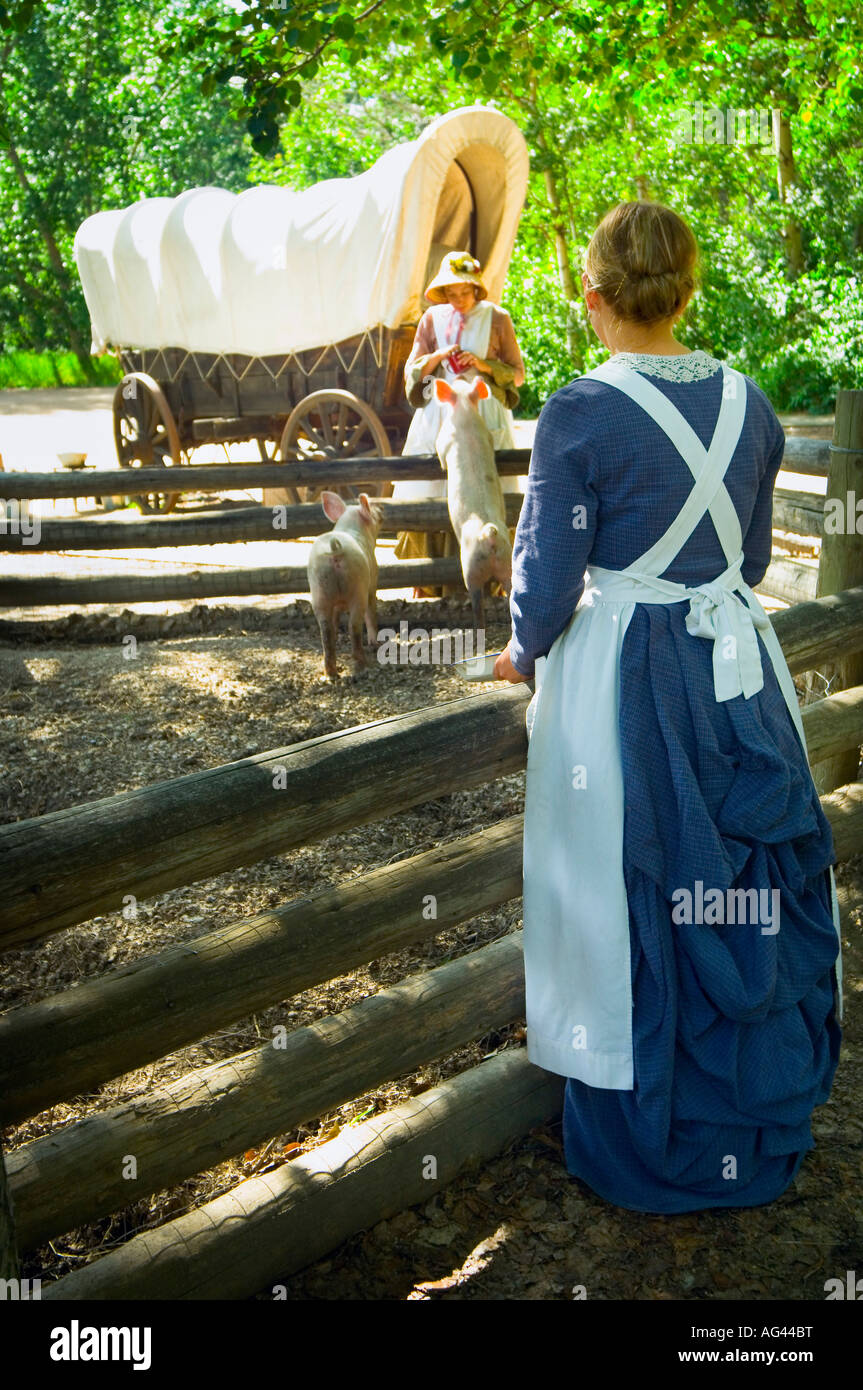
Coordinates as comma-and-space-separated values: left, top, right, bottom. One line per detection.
278, 0, 391, 79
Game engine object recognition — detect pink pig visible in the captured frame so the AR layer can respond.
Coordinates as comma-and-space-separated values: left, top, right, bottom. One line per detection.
307, 491, 382, 679
435, 376, 512, 630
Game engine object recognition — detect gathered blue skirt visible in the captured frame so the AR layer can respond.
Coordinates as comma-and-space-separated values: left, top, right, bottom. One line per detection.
561, 603, 842, 1213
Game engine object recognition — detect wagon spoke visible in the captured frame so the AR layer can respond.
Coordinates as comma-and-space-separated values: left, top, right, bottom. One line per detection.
343, 417, 371, 454
319, 409, 335, 448
296, 424, 328, 453
333, 401, 349, 447
142, 391, 158, 433
113, 373, 184, 514
280, 391, 391, 498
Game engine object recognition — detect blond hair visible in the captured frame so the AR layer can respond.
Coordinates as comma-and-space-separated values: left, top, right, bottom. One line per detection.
584, 201, 699, 326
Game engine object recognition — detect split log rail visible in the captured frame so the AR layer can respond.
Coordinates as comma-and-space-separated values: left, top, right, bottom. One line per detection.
0, 433, 844, 609
1, 394, 862, 1298
2, 580, 863, 1296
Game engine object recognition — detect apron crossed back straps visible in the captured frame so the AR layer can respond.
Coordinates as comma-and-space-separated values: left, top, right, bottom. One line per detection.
522, 356, 842, 1088
584, 357, 773, 708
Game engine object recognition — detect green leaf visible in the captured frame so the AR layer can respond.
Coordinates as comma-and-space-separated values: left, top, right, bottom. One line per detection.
11, 3, 35, 34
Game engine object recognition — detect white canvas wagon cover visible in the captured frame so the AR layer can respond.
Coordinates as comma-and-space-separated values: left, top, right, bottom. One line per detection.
74, 106, 529, 358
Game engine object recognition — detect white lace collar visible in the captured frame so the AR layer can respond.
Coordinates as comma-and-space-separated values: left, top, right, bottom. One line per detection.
608, 349, 721, 381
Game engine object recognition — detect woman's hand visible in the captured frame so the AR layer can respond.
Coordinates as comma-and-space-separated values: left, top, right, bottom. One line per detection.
452, 349, 491, 375
494, 642, 529, 683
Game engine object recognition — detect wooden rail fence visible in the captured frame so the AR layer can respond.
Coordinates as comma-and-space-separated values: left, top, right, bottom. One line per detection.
1, 393, 861, 1298
1, 578, 863, 1296
0, 431, 846, 610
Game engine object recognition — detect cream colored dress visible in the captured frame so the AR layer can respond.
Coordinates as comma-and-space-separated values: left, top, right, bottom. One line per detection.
393, 301, 521, 592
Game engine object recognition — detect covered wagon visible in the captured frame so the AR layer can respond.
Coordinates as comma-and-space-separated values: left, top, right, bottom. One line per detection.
74, 105, 529, 512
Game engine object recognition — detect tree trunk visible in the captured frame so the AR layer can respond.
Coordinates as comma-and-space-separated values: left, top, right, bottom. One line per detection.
1, 134, 91, 369
771, 106, 805, 276
507, 79, 581, 366
542, 164, 581, 366
627, 111, 651, 200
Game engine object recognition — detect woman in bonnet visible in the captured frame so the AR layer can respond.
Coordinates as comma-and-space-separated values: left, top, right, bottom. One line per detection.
494, 200, 841, 1212
392, 250, 526, 597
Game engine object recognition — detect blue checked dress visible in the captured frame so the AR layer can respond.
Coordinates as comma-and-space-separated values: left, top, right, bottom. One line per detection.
508, 349, 842, 1213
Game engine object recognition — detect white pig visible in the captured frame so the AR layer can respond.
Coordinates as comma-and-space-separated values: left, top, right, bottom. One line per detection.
307, 491, 381, 679
435, 375, 512, 630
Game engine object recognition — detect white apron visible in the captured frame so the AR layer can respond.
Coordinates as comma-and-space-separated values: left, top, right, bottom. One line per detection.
397, 302, 518, 504
522, 357, 842, 1089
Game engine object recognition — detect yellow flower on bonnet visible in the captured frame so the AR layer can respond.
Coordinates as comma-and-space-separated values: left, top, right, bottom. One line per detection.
424, 250, 488, 304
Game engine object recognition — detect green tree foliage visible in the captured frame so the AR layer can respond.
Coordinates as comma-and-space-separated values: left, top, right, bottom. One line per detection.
235, 1, 863, 411
0, 0, 252, 368
1, 0, 862, 409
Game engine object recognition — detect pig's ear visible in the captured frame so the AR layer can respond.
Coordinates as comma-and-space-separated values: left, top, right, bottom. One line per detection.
470, 378, 490, 403
359, 493, 382, 528
434, 378, 456, 405
321, 491, 346, 523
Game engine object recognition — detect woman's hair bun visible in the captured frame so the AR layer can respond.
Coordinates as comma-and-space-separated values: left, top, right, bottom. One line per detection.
584, 201, 699, 326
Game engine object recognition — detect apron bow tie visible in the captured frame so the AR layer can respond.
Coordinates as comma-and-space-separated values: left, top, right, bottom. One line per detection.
685, 577, 770, 702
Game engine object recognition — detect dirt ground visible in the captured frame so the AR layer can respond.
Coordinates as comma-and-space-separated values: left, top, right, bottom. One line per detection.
2, 591, 861, 1303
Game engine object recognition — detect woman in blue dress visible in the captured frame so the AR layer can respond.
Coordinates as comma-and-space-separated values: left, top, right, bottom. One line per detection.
493, 200, 842, 1213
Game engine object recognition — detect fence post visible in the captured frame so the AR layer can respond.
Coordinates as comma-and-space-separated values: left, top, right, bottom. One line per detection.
810, 389, 863, 793
0, 1141, 20, 1283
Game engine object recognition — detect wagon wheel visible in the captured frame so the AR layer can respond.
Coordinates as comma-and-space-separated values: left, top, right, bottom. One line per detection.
113, 373, 185, 514
255, 434, 303, 505
279, 389, 393, 505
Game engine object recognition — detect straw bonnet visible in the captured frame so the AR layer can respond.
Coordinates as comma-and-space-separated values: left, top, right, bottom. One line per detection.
424, 250, 488, 304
